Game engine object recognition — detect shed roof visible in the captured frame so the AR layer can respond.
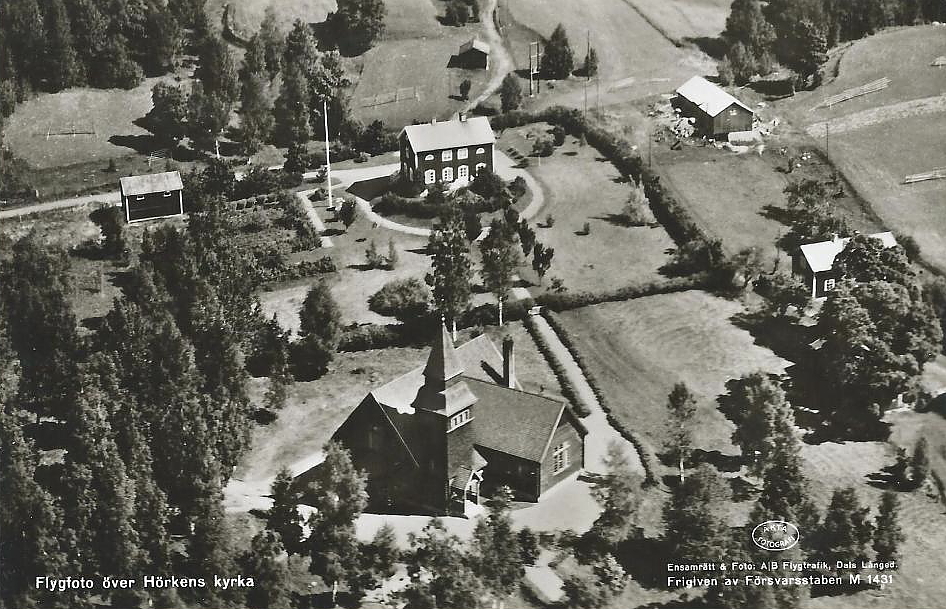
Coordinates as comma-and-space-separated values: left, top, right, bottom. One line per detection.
800, 231, 898, 273
675, 76, 753, 117
119, 171, 183, 196
460, 38, 490, 55
401, 116, 495, 153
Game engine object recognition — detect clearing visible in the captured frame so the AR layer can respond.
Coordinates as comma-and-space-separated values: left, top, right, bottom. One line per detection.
497, 124, 674, 293
557, 290, 790, 467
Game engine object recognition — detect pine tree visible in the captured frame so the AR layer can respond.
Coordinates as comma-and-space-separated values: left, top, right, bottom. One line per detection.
426, 206, 473, 337
42, 0, 81, 90
144, 8, 182, 73
873, 491, 904, 563
499, 72, 522, 112
665, 382, 697, 481
405, 518, 484, 609
584, 46, 599, 77
589, 441, 642, 546
817, 487, 873, 570
196, 33, 240, 103
243, 530, 294, 609
274, 63, 311, 146
911, 437, 930, 488
294, 282, 342, 379
663, 464, 732, 566
188, 477, 239, 606
267, 467, 304, 555
531, 242, 554, 285
543, 24, 574, 79
724, 372, 798, 476
258, 6, 284, 80
188, 81, 231, 152
240, 74, 274, 154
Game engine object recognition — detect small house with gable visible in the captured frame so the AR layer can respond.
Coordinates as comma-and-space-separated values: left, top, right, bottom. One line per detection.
322, 326, 586, 517
673, 76, 754, 139
457, 38, 490, 69
793, 231, 898, 299
119, 171, 184, 223
399, 115, 495, 187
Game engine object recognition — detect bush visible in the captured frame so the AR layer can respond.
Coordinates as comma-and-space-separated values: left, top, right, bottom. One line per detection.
339, 323, 437, 351
509, 176, 527, 199
368, 277, 432, 324
532, 136, 554, 157
536, 274, 711, 311
551, 125, 566, 146
470, 168, 506, 199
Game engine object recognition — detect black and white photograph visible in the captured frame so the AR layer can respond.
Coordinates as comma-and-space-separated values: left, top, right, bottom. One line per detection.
1, 0, 946, 607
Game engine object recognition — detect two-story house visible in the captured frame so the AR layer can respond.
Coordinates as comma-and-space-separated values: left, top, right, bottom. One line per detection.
322, 326, 586, 517
399, 115, 495, 187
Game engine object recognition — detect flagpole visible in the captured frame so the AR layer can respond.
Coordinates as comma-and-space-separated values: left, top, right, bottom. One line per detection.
324, 100, 333, 210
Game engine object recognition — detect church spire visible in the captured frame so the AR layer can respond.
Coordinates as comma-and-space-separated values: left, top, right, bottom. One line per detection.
423, 324, 464, 386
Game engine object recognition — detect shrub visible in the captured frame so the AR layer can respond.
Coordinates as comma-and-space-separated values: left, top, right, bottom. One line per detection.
470, 168, 506, 200
551, 125, 566, 146
536, 274, 710, 311
532, 136, 554, 157
459, 79, 472, 100
581, 221, 590, 235
509, 176, 527, 199
545, 213, 555, 227
622, 180, 655, 226
365, 240, 385, 269
368, 277, 431, 324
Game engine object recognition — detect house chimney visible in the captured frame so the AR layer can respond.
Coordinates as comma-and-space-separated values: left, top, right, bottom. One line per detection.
459, 112, 467, 122
831, 233, 841, 244
431, 117, 438, 125
502, 336, 516, 389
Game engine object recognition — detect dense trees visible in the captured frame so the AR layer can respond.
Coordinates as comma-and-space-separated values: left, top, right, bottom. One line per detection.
663, 464, 732, 565
724, 372, 798, 476
333, 0, 387, 55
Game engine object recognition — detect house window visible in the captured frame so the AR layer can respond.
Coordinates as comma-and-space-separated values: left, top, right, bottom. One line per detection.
729, 108, 738, 116
458, 148, 469, 160
824, 278, 836, 292
552, 442, 569, 474
368, 426, 380, 450
475, 162, 487, 174
442, 166, 453, 182
458, 165, 469, 180
475, 147, 485, 155
424, 169, 436, 184
442, 150, 453, 162
448, 408, 472, 431
163, 191, 173, 197
136, 195, 145, 200
425, 154, 435, 161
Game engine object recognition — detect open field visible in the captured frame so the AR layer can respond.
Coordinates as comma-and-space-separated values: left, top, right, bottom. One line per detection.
557, 291, 790, 463
622, 0, 730, 43
207, 0, 334, 34
785, 26, 946, 121
827, 111, 946, 274
497, 124, 674, 293
3, 78, 165, 169
654, 142, 885, 260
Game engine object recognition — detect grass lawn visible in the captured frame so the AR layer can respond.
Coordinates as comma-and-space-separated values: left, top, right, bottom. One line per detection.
622, 0, 730, 42
823, 111, 946, 275
497, 124, 675, 293
557, 291, 790, 467
3, 77, 165, 170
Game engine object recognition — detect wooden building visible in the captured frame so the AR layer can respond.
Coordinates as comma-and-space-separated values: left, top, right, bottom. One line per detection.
119, 171, 184, 223
399, 115, 495, 187
673, 76, 754, 139
323, 326, 586, 517
457, 38, 490, 69
793, 231, 898, 299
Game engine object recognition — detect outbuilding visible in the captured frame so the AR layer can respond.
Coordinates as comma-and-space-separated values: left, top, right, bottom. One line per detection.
673, 76, 754, 139
119, 171, 184, 223
457, 38, 490, 69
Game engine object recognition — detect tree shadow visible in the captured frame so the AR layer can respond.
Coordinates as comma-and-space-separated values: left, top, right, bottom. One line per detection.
109, 133, 161, 155
691, 449, 743, 473
614, 537, 670, 588
759, 204, 794, 226
866, 463, 910, 492
683, 36, 728, 59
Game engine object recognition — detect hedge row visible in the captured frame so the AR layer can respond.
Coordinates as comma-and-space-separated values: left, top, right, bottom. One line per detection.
227, 192, 281, 211
536, 274, 712, 312
541, 310, 660, 485
523, 316, 590, 417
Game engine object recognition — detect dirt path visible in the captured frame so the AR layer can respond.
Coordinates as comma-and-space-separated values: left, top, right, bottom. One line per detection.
529, 314, 645, 476
0, 190, 121, 220
463, 0, 515, 113
296, 189, 334, 248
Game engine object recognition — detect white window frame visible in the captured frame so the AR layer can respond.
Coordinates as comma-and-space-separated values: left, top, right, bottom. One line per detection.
424, 169, 436, 185
475, 147, 485, 155
442, 149, 453, 162
425, 154, 435, 161
729, 108, 738, 116
552, 442, 569, 474
457, 165, 469, 180
135, 195, 145, 200
163, 191, 173, 197
442, 166, 453, 182
475, 162, 486, 175
824, 278, 836, 292
458, 148, 469, 160
448, 409, 472, 431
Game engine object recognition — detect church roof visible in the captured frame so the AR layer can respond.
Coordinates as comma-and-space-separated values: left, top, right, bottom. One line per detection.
423, 325, 465, 384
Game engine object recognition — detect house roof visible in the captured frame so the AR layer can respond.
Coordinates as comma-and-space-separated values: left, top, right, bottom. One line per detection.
465, 377, 584, 462
401, 116, 495, 153
119, 171, 183, 196
800, 231, 898, 273
460, 38, 490, 55
675, 76, 754, 117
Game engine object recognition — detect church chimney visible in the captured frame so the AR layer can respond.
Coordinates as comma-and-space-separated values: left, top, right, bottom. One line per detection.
503, 336, 516, 389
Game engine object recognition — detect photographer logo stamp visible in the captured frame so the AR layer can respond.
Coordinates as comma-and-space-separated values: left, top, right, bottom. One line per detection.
751, 520, 800, 551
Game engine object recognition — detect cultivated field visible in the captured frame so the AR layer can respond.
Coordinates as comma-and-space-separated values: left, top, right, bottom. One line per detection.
557, 291, 790, 461
497, 124, 674, 293
622, 0, 730, 43
823, 111, 946, 274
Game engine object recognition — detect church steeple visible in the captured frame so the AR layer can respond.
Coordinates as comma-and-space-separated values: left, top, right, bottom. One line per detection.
423, 324, 464, 387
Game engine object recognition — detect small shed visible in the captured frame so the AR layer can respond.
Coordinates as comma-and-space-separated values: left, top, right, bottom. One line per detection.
119, 171, 184, 223
673, 76, 754, 139
457, 38, 490, 70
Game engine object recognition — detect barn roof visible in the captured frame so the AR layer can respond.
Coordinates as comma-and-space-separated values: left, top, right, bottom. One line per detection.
799, 231, 898, 273
401, 116, 495, 153
119, 171, 183, 196
675, 76, 754, 117
460, 38, 490, 55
